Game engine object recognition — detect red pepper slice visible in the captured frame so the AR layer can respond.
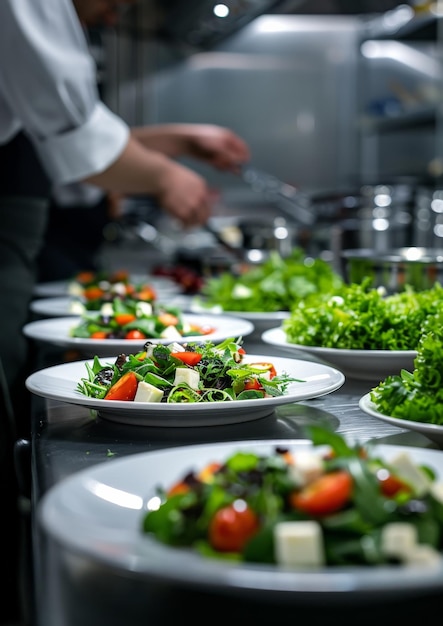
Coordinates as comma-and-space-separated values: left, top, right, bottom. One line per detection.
114, 313, 137, 326
170, 351, 202, 366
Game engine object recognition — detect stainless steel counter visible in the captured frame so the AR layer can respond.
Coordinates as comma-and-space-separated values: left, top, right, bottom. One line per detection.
30, 339, 442, 626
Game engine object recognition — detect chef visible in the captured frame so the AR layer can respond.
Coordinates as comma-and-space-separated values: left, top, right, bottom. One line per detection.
0, 1, 250, 622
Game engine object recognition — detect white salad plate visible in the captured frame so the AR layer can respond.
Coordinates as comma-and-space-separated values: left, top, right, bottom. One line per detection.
38, 439, 443, 601
32, 275, 179, 298
190, 300, 290, 335
25, 356, 345, 426
29, 294, 194, 318
22, 314, 255, 358
359, 393, 443, 445
261, 327, 417, 381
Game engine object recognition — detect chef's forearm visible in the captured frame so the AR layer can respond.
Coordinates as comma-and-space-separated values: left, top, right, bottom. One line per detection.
130, 124, 192, 158
82, 134, 179, 195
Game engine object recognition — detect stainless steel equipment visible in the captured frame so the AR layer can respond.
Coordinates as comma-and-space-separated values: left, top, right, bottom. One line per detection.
240, 165, 315, 227
341, 246, 443, 292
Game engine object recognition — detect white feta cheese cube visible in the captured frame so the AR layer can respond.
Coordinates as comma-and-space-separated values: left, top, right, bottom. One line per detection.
160, 325, 182, 339
100, 303, 114, 317
67, 283, 83, 297
288, 452, 325, 487
167, 342, 185, 353
134, 381, 163, 403
69, 300, 85, 315
430, 481, 443, 505
381, 523, 417, 559
403, 544, 442, 567
388, 452, 432, 497
173, 367, 200, 389
136, 301, 153, 317
111, 282, 127, 296
274, 521, 325, 568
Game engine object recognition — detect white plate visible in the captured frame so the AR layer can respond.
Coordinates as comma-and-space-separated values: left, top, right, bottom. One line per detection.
25, 356, 345, 426
30, 294, 195, 318
32, 275, 179, 298
261, 327, 417, 381
190, 300, 290, 335
38, 439, 443, 601
23, 314, 255, 358
359, 393, 443, 445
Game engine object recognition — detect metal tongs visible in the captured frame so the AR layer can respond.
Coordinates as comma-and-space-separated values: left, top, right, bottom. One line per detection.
240, 164, 315, 227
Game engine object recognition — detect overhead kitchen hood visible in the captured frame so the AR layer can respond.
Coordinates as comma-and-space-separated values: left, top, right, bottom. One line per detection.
118, 0, 410, 48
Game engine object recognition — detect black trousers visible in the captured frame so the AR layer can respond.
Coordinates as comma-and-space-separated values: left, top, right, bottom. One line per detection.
0, 132, 50, 624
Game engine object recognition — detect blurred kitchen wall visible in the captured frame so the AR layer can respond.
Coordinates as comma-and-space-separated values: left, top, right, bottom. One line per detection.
102, 14, 363, 196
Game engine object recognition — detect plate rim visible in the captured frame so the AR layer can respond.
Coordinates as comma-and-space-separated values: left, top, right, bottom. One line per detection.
25, 355, 345, 425
190, 303, 291, 322
359, 393, 443, 437
261, 327, 418, 358
38, 439, 443, 599
22, 313, 256, 351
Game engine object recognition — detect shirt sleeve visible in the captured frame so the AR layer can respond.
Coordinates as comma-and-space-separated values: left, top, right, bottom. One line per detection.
0, 0, 130, 186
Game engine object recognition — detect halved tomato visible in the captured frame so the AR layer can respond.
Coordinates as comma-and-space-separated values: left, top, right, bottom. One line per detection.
289, 470, 352, 516
104, 371, 138, 401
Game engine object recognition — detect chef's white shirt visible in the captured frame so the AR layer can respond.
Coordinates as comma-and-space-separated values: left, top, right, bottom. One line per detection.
0, 0, 130, 186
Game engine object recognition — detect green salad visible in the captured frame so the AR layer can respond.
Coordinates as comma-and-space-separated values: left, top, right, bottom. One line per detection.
77, 337, 303, 403
70, 298, 213, 341
142, 426, 443, 568
283, 280, 443, 351
370, 319, 443, 425
196, 249, 343, 313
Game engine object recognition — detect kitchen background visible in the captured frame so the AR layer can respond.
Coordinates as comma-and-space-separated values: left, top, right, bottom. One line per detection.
90, 1, 443, 274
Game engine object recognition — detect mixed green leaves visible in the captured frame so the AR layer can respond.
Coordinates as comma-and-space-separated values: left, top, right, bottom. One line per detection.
142, 426, 443, 567
196, 249, 343, 313
283, 280, 443, 351
370, 319, 443, 424
77, 337, 303, 403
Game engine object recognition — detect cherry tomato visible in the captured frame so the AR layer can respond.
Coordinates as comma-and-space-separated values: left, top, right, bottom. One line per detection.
208, 501, 259, 552
90, 331, 108, 339
289, 470, 352, 516
378, 471, 411, 497
104, 371, 138, 401
244, 378, 263, 391
125, 329, 147, 340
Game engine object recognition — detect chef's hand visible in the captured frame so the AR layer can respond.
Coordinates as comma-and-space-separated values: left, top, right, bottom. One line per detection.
156, 161, 212, 229
184, 124, 250, 173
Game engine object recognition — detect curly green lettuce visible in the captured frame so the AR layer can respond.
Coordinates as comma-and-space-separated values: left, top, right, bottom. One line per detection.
283, 280, 443, 351
369, 326, 443, 425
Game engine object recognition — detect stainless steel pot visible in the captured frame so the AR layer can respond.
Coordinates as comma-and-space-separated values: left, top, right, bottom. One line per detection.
341, 246, 443, 292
